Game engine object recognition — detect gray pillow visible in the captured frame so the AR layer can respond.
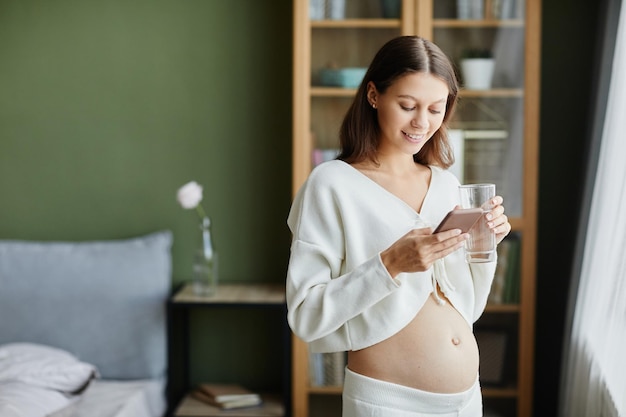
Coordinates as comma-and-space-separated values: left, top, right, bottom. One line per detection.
0, 231, 172, 380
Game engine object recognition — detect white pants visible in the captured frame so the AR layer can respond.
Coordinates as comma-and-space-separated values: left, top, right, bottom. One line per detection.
342, 368, 483, 417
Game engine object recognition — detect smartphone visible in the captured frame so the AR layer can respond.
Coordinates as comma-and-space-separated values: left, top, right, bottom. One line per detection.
433, 208, 484, 234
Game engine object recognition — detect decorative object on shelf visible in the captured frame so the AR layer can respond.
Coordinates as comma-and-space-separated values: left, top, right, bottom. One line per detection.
309, 0, 345, 20
309, 0, 324, 19
176, 181, 218, 296
460, 48, 495, 90
380, 0, 401, 18
319, 67, 367, 88
491, 0, 515, 19
327, 0, 345, 19
456, 0, 484, 19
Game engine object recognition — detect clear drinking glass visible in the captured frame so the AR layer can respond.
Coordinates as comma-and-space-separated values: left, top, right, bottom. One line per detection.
459, 183, 496, 263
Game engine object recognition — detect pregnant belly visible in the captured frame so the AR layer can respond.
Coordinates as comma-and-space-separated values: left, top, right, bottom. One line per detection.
347, 289, 479, 393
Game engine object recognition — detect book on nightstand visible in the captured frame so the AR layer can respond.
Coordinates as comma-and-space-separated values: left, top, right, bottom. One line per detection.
192, 383, 262, 410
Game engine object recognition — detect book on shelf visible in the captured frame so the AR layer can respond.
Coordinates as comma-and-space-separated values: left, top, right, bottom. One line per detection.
489, 238, 511, 305
488, 232, 521, 305
502, 233, 521, 304
192, 383, 262, 410
312, 148, 340, 167
462, 130, 507, 199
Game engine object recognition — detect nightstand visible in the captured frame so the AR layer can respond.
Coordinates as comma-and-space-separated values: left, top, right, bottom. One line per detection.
168, 283, 291, 417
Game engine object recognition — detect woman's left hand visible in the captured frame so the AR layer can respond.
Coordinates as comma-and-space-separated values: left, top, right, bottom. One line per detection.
486, 196, 511, 244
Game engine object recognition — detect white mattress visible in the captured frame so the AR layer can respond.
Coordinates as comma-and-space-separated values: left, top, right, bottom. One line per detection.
49, 378, 166, 417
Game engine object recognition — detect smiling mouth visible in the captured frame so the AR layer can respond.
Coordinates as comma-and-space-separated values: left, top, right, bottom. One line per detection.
402, 131, 426, 141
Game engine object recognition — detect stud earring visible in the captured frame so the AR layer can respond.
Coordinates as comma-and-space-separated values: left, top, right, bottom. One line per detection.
371, 102, 377, 109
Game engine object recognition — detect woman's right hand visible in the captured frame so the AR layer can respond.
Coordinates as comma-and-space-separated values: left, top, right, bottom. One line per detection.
380, 227, 469, 278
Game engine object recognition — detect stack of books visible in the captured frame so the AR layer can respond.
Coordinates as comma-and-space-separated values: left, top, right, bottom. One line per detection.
192, 383, 262, 410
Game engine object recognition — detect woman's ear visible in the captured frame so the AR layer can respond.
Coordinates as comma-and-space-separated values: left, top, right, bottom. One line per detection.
366, 81, 378, 109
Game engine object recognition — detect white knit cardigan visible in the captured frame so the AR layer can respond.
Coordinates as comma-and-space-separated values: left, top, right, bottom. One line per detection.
286, 160, 496, 353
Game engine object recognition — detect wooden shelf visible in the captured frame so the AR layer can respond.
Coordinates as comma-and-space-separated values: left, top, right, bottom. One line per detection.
483, 387, 519, 398
433, 19, 524, 28
310, 86, 356, 97
311, 19, 401, 29
460, 88, 524, 98
310, 87, 524, 98
485, 303, 520, 313
171, 283, 285, 305
307, 385, 343, 395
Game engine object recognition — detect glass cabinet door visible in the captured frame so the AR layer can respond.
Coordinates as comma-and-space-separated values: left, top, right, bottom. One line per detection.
308, 0, 411, 169
424, 2, 536, 417
292, 2, 539, 416
431, 0, 526, 218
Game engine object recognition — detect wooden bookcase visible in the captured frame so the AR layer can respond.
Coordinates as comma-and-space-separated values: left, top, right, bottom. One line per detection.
290, 0, 540, 416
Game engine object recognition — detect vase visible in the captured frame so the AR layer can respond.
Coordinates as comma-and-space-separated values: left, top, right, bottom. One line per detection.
192, 217, 218, 296
461, 58, 495, 90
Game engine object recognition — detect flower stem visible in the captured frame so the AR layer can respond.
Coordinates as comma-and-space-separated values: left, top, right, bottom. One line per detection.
195, 204, 207, 220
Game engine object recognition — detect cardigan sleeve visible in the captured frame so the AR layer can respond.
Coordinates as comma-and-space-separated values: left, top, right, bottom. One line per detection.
469, 261, 497, 322
287, 241, 399, 345
286, 169, 400, 348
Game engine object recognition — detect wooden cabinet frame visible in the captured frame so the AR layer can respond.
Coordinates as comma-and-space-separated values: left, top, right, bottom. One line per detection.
291, 1, 540, 415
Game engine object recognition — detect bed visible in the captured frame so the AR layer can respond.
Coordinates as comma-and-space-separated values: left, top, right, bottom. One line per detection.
0, 231, 173, 417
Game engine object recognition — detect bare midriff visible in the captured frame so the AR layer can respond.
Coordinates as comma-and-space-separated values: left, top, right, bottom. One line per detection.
347, 287, 479, 394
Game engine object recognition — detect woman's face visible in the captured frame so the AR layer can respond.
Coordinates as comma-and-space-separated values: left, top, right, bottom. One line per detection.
368, 72, 449, 156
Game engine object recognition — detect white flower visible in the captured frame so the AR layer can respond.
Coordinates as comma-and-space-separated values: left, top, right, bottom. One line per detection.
177, 181, 208, 220
177, 181, 203, 209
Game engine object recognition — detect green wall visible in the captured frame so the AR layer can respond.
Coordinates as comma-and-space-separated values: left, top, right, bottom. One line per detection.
0, 0, 292, 284
0, 0, 292, 394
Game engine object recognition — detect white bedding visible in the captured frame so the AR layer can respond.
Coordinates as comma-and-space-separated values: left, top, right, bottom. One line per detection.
0, 343, 165, 417
49, 378, 166, 417
0, 382, 81, 417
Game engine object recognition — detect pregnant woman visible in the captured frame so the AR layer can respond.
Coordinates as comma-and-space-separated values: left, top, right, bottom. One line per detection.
286, 36, 511, 417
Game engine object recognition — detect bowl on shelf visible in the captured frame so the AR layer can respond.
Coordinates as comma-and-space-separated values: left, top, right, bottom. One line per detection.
381, 0, 401, 18
319, 67, 367, 88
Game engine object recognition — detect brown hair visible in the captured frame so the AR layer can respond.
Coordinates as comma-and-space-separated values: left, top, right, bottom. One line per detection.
337, 36, 459, 168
